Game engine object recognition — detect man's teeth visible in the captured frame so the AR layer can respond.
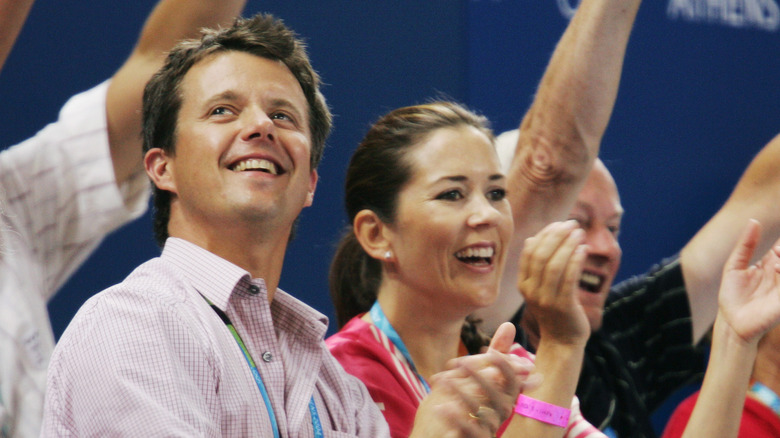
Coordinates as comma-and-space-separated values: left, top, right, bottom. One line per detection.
455, 247, 494, 265
579, 271, 603, 293
232, 158, 278, 175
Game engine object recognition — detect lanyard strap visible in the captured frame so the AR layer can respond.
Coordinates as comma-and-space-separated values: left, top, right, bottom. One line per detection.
369, 301, 431, 393
750, 381, 780, 417
205, 297, 323, 438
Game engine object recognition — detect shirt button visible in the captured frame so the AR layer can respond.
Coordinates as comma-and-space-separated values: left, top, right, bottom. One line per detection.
248, 285, 260, 295
262, 351, 273, 362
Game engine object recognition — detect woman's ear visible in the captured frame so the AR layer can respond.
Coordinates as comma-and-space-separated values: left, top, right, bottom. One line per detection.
144, 148, 177, 193
353, 209, 393, 262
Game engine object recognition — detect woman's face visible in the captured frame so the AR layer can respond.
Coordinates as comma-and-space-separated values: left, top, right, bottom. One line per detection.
385, 125, 513, 312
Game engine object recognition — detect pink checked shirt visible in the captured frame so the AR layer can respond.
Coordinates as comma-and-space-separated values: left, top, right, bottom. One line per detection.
42, 238, 389, 437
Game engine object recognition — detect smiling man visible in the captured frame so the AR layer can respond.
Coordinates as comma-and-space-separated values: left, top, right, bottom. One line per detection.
40, 14, 527, 437
38, 15, 390, 437
0, 1, 246, 436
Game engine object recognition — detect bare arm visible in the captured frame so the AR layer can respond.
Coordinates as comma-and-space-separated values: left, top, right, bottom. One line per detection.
681, 132, 780, 343
503, 221, 603, 437
480, 0, 642, 333
0, 0, 35, 74
508, 0, 641, 242
107, 0, 246, 185
679, 220, 780, 437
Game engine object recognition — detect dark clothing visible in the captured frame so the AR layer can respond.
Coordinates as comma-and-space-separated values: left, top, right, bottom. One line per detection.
511, 256, 707, 438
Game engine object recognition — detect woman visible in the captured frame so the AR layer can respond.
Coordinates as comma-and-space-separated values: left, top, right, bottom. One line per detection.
662, 221, 780, 438
325, 102, 604, 438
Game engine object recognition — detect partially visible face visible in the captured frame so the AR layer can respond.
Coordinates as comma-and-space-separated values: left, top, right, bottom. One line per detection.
386, 126, 513, 313
568, 159, 623, 331
159, 51, 317, 238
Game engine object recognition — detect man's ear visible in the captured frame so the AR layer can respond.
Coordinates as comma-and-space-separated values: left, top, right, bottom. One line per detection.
304, 169, 318, 207
144, 148, 177, 193
353, 209, 393, 262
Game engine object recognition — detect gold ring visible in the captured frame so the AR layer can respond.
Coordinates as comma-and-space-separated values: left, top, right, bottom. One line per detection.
478, 406, 495, 416
468, 411, 480, 420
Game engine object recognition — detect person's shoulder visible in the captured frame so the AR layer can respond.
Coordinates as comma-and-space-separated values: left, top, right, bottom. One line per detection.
326, 316, 372, 353
326, 315, 398, 378
72, 255, 190, 324
609, 255, 683, 303
54, 255, 206, 356
660, 390, 700, 438
121, 255, 187, 295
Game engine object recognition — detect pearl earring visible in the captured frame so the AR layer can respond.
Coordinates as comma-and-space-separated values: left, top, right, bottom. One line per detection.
384, 250, 392, 260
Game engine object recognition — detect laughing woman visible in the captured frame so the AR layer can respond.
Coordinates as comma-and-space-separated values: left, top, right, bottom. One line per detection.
326, 102, 605, 438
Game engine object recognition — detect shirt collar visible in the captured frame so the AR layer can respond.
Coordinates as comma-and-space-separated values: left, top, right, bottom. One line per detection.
162, 237, 253, 312
162, 237, 328, 341
271, 289, 329, 341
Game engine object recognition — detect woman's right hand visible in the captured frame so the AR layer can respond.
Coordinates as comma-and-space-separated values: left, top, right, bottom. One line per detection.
410, 328, 539, 437
518, 220, 590, 346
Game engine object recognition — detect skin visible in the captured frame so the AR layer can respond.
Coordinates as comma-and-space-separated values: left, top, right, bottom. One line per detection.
563, 160, 622, 332
106, 0, 248, 187
0, 1, 245, 435
353, 126, 590, 437
144, 51, 317, 299
674, 221, 780, 437
0, 0, 35, 74
519, 159, 622, 349
356, 125, 513, 380
520, 132, 780, 352
380, 126, 513, 322
752, 323, 780, 406
504, 220, 593, 437
474, 0, 643, 334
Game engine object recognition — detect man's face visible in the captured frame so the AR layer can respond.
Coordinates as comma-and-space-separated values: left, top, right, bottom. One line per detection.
568, 160, 623, 331
151, 51, 317, 241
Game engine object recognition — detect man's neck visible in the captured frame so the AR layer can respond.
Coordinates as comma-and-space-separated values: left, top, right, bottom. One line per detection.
169, 220, 290, 302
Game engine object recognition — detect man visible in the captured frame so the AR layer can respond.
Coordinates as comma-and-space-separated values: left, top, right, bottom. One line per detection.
474, 0, 643, 336
492, 132, 780, 437
42, 15, 526, 436
470, 0, 780, 435
0, 1, 245, 436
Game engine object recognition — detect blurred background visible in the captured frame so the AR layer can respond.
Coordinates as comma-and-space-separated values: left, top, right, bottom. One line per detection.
2, 0, 778, 431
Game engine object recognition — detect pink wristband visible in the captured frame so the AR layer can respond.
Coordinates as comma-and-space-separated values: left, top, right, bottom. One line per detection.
513, 394, 570, 428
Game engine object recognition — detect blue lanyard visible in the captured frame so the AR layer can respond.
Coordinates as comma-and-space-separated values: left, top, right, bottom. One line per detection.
369, 301, 431, 393
750, 381, 780, 417
205, 298, 323, 438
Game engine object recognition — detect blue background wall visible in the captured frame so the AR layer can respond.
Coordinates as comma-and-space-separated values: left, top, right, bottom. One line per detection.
2, 0, 778, 432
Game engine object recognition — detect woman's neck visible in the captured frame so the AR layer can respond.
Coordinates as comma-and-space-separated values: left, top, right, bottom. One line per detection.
753, 343, 780, 398
374, 283, 468, 381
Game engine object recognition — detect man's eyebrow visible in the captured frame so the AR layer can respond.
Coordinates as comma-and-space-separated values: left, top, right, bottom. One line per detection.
268, 97, 305, 119
202, 90, 241, 107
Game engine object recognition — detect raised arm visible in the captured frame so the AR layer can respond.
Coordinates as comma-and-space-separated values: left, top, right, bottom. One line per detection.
681, 132, 780, 343
675, 220, 780, 438
508, 0, 641, 242
0, 0, 35, 74
107, 0, 246, 185
480, 0, 642, 332
503, 221, 604, 438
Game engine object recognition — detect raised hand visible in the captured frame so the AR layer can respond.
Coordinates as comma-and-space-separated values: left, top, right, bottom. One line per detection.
518, 220, 590, 345
718, 219, 780, 344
